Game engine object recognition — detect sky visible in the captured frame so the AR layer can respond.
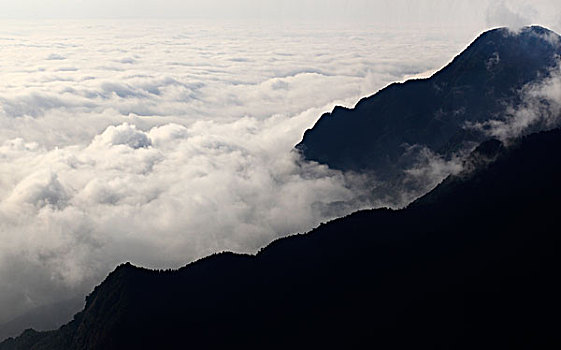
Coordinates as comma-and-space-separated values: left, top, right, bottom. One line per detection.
0, 0, 559, 32
0, 0, 560, 341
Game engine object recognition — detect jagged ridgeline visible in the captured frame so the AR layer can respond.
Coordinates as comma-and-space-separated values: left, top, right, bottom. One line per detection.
297, 26, 561, 178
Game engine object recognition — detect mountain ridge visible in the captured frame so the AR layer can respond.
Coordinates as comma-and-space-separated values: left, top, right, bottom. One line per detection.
2, 127, 560, 349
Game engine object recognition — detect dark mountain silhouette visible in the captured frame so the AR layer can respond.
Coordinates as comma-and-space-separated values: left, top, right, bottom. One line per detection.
2, 128, 560, 349
296, 26, 561, 181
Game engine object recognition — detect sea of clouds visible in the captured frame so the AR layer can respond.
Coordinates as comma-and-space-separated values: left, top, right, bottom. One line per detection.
0, 20, 477, 333
0, 18, 542, 337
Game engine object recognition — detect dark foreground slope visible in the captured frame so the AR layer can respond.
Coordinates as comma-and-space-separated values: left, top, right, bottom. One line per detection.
2, 129, 561, 349
297, 26, 561, 179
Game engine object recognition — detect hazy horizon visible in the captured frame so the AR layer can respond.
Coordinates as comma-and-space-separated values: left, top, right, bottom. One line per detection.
0, 0, 559, 33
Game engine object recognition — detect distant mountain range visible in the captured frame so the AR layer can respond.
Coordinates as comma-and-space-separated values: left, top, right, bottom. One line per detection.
297, 26, 561, 179
2, 26, 561, 349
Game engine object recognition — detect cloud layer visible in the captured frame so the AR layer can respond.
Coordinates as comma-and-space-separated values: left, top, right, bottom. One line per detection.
0, 20, 498, 335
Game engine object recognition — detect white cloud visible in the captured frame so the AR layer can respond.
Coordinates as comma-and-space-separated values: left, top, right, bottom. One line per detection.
486, 0, 534, 29
91, 123, 152, 149
0, 19, 494, 336
466, 60, 561, 141
485, 0, 561, 32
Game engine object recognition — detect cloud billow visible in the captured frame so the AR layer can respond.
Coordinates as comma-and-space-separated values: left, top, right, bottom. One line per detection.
466, 60, 561, 141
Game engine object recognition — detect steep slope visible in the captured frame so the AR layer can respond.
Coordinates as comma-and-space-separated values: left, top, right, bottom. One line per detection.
296, 26, 561, 179
2, 128, 560, 349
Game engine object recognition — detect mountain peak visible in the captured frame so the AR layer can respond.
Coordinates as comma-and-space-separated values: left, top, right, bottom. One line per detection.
297, 25, 561, 181
484, 25, 556, 36
432, 25, 560, 87
467, 25, 559, 49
